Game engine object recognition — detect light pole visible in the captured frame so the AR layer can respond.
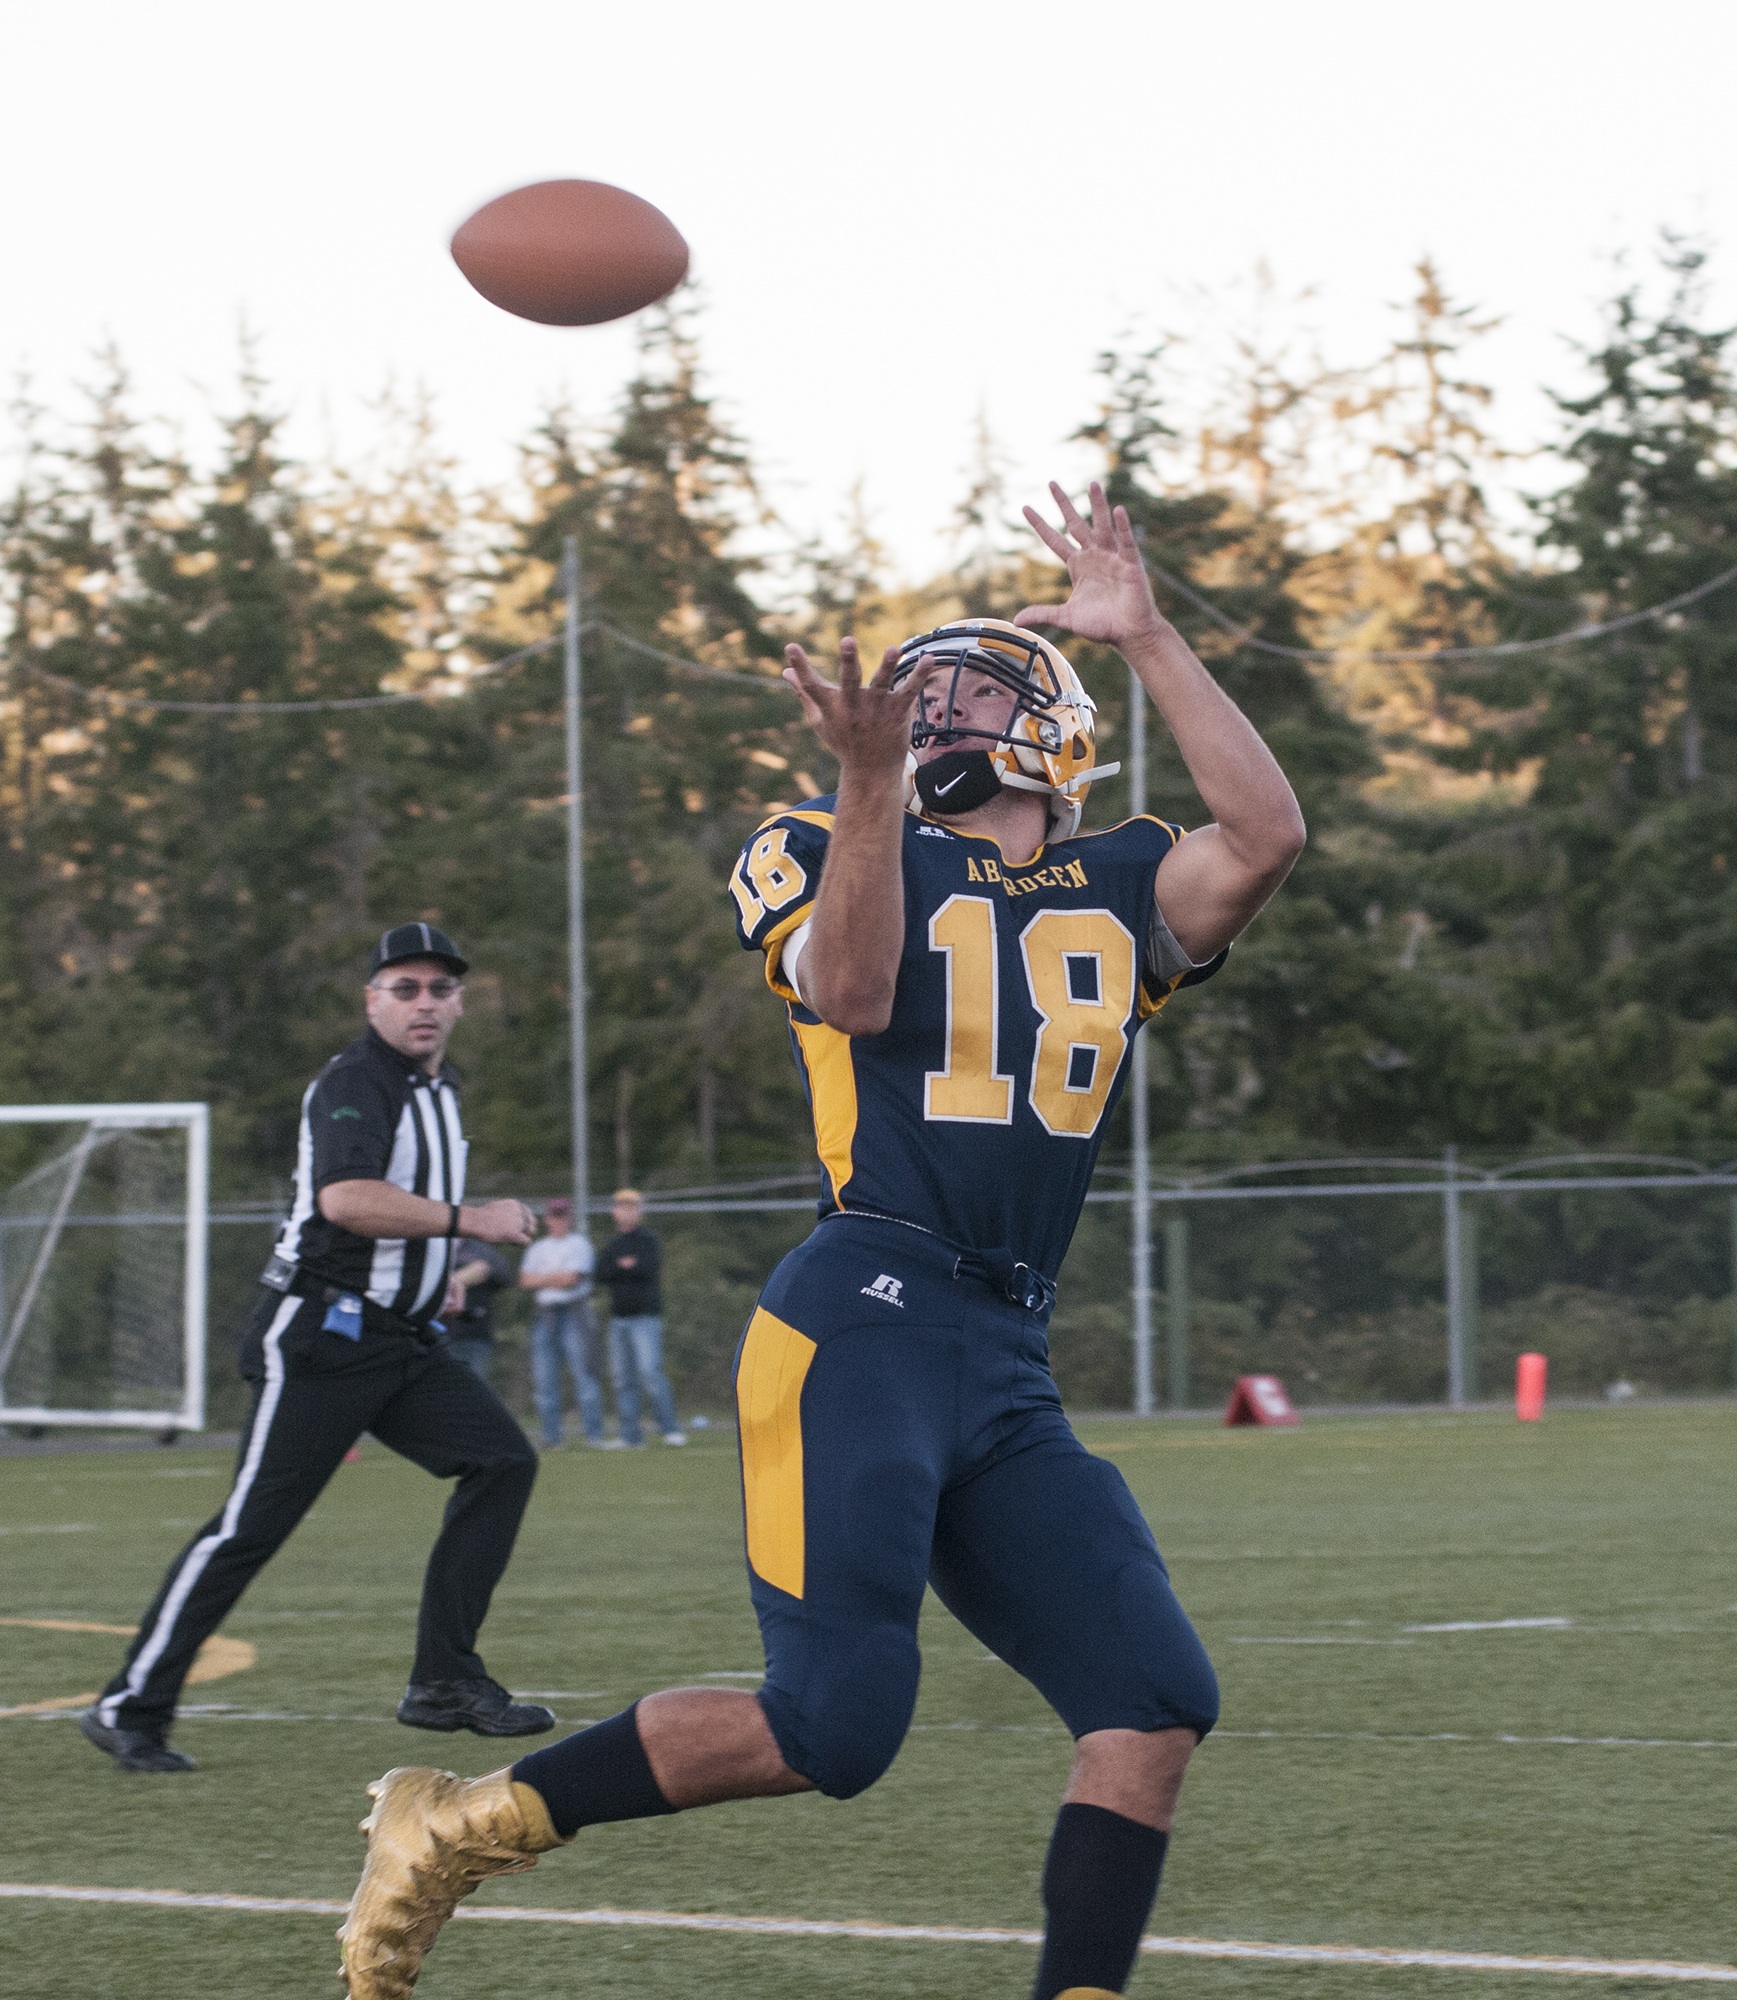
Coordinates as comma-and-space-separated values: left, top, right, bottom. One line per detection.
1128, 664, 1154, 1416
562, 535, 589, 1233
1444, 1144, 1466, 1408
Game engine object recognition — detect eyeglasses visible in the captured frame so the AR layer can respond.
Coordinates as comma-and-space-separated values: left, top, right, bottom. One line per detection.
376, 976, 463, 1002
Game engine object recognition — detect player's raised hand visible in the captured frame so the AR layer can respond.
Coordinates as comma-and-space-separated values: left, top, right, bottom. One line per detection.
1017, 481, 1168, 653
782, 638, 934, 778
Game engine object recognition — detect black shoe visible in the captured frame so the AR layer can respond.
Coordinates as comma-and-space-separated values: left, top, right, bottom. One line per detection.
395, 1677, 556, 1737
80, 1706, 198, 1773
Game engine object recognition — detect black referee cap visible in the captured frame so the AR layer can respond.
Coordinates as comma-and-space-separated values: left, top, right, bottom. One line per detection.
370, 922, 469, 978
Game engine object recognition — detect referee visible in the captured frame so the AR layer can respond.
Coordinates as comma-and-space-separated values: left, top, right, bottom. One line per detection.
84, 924, 553, 1774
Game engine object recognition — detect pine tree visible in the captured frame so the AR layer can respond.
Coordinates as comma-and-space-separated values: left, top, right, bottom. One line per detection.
1466, 241, 1737, 1144
452, 303, 817, 1186
1293, 260, 1519, 796
0, 355, 440, 1170
1061, 335, 1563, 1154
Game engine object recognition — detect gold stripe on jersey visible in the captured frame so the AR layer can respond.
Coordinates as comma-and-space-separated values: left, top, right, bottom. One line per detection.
736, 1307, 817, 1599
792, 1018, 858, 1203
1137, 967, 1189, 1025
760, 903, 816, 1002
750, 806, 836, 836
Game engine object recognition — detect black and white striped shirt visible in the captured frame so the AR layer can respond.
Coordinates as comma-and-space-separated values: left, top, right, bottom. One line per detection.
271, 1028, 468, 1323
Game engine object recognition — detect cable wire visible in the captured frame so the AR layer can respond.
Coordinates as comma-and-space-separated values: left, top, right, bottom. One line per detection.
591, 622, 785, 689
10, 620, 783, 716
1142, 557, 1737, 664
34, 548, 1729, 712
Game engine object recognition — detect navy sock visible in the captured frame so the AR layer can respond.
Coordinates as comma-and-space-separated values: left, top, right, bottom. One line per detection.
1031, 1802, 1168, 2000
512, 1702, 675, 1840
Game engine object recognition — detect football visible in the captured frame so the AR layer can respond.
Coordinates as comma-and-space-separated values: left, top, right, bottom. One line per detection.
449, 178, 689, 327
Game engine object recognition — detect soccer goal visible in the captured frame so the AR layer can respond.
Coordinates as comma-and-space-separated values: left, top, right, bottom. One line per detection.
0, 1104, 208, 1436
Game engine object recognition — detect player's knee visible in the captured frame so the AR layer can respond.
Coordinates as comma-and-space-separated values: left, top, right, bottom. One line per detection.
776, 1622, 921, 1800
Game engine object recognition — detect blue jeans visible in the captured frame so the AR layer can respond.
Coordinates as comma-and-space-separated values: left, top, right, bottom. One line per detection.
608, 1314, 678, 1445
530, 1303, 603, 1446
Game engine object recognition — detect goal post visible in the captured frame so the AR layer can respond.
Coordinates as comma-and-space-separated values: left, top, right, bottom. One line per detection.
0, 1104, 208, 1434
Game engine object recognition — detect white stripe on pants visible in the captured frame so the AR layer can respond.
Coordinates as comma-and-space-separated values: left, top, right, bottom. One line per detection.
98, 1294, 299, 1726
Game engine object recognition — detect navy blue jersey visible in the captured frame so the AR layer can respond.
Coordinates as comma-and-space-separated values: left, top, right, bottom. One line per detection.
731, 801, 1221, 1279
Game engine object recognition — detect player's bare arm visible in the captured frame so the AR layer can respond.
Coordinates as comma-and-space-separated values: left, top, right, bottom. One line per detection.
318, 1181, 535, 1246
1020, 479, 1306, 964
780, 635, 934, 1036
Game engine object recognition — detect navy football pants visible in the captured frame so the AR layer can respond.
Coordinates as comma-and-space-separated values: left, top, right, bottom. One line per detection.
735, 1216, 1219, 1799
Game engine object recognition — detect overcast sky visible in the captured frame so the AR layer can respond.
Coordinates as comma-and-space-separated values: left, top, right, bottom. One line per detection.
4, 0, 1733, 581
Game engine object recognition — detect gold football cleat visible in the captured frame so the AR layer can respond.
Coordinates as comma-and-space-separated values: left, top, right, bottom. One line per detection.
337, 1764, 569, 1998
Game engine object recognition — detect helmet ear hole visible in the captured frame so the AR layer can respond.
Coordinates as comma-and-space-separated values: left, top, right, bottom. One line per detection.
1072, 734, 1088, 759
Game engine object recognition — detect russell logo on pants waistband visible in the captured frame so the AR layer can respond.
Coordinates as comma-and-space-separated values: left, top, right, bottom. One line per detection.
860, 1274, 905, 1308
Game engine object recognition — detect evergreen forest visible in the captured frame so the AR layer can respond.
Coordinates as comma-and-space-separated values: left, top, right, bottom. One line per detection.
5, 244, 1737, 1411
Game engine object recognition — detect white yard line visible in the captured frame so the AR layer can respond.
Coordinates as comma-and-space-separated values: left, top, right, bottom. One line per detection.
0, 1882, 1731, 1981
1405, 1617, 1574, 1633
1231, 1636, 1419, 1646
1215, 1728, 1737, 1751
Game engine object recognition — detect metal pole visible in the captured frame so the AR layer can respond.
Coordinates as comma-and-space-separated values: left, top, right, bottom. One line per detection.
1165, 1210, 1190, 1410
184, 1105, 209, 1433
1131, 1051, 1152, 1416
1461, 1201, 1479, 1402
1728, 1194, 1737, 1393
1444, 1144, 1465, 1408
563, 537, 589, 1234
1128, 664, 1153, 1415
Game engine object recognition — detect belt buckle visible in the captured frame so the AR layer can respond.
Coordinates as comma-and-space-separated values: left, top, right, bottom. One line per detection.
1006, 1262, 1048, 1312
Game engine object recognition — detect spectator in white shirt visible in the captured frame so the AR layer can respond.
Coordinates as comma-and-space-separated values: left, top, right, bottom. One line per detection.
517, 1199, 606, 1448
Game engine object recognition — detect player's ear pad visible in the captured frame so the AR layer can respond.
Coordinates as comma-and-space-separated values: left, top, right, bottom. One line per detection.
913, 749, 1003, 816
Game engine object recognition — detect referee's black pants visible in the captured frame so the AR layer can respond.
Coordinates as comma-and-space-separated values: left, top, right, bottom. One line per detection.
97, 1289, 538, 1732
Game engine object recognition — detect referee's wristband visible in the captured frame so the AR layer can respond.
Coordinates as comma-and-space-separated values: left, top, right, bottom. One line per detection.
447, 1203, 462, 1239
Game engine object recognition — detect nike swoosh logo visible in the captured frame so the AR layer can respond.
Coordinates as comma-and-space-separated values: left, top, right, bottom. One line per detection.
935, 772, 966, 795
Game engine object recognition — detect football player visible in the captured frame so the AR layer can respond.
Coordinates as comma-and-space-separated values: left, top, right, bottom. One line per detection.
336, 483, 1305, 2000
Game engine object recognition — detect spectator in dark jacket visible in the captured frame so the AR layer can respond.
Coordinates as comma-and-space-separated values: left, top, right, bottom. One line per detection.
596, 1189, 683, 1447
445, 1239, 511, 1382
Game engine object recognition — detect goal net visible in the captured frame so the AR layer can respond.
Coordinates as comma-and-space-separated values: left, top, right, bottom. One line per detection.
0, 1105, 208, 1433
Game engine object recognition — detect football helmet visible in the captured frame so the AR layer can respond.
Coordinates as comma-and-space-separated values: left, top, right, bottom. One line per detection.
891, 619, 1119, 839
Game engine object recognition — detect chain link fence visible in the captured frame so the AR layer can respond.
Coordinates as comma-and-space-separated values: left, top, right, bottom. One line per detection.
194, 1154, 1737, 1431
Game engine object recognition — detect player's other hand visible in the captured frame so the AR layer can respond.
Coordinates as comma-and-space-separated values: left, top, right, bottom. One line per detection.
1017, 481, 1169, 654
782, 638, 935, 780
465, 1198, 537, 1247
442, 1275, 469, 1315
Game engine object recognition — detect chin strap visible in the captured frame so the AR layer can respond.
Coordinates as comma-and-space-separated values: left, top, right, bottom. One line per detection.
912, 748, 1004, 816
903, 757, 1122, 841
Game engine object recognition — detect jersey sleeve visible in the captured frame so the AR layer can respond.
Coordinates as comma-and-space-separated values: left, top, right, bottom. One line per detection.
1138, 819, 1229, 1018
728, 807, 833, 1000
306, 1066, 401, 1190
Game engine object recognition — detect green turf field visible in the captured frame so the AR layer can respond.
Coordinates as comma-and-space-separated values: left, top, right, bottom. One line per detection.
2, 1404, 1734, 1997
